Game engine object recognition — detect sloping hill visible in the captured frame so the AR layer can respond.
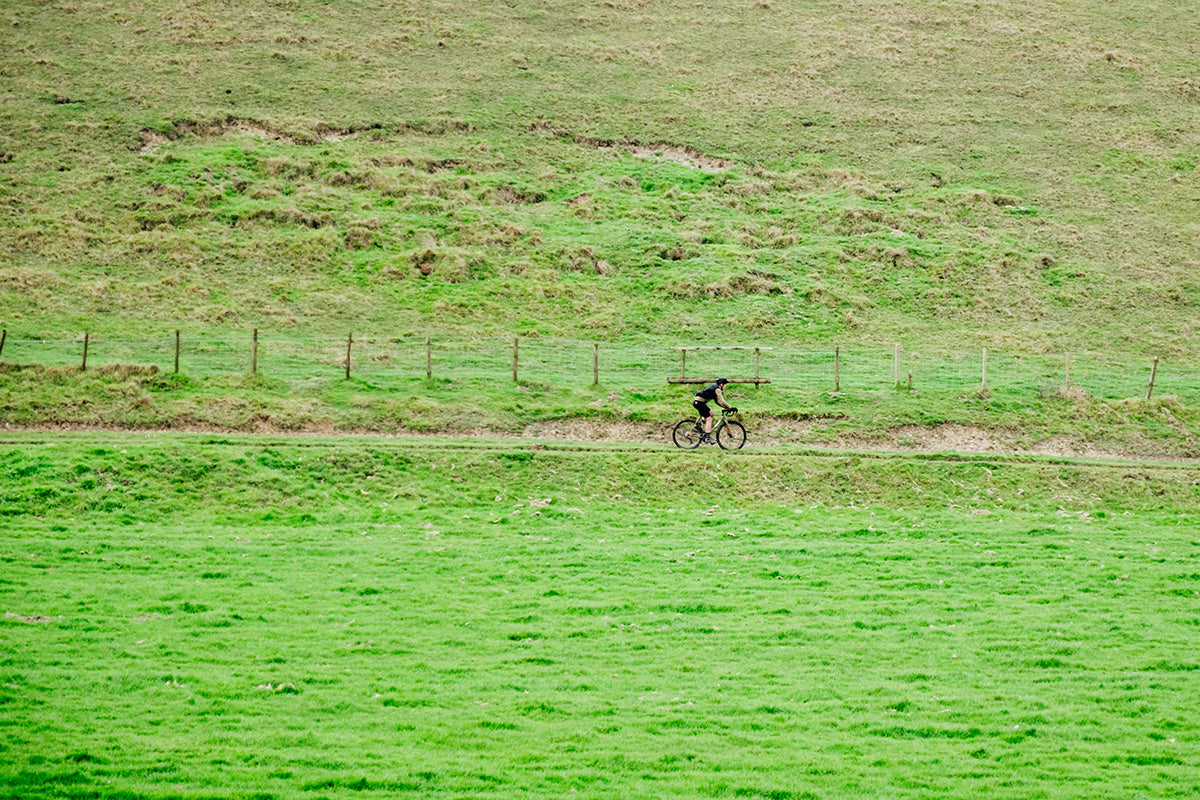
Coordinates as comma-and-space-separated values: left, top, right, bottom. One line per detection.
2, 1, 1199, 442
3, 0, 1199, 348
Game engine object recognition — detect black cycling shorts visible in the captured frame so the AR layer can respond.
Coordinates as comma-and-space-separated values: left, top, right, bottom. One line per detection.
693, 398, 712, 418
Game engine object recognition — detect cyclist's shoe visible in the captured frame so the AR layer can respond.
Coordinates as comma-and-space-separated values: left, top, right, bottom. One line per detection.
701, 434, 716, 444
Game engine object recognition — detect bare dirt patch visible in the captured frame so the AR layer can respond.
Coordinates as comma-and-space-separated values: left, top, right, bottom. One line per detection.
529, 123, 734, 173
521, 419, 671, 442
628, 144, 734, 173
870, 424, 1124, 459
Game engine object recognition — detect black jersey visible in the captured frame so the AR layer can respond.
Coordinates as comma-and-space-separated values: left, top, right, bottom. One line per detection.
695, 382, 723, 401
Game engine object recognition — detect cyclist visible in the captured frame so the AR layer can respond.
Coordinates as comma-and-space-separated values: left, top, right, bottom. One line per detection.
693, 377, 736, 444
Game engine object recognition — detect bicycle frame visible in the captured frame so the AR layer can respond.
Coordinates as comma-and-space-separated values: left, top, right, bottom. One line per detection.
673, 408, 746, 450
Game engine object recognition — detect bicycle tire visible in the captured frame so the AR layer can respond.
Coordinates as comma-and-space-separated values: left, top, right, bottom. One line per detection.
672, 419, 703, 449
717, 420, 746, 450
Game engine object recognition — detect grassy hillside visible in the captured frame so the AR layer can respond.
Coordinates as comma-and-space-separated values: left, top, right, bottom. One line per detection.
2, 0, 1199, 354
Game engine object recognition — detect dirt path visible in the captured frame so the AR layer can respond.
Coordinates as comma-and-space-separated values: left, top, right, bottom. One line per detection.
3, 419, 1192, 462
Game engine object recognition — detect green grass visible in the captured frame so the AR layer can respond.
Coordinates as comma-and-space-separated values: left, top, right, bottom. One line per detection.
2, 435, 1199, 799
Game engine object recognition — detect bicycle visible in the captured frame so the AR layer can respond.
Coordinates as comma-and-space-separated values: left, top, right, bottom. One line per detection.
672, 408, 746, 450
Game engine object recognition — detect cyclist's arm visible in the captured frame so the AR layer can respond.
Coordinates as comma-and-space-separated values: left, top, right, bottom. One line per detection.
715, 388, 732, 409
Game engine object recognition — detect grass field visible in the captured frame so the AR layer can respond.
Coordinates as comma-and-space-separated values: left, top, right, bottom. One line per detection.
3, 434, 1199, 799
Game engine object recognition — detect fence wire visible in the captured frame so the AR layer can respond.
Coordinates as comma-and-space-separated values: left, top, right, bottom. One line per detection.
0, 333, 1193, 403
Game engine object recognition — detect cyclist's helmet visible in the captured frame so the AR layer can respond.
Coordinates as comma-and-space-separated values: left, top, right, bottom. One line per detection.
716, 377, 729, 385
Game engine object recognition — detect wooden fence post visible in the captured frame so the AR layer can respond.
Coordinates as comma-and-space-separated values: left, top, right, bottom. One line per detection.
981, 347, 989, 393
345, 332, 353, 380
0, 328, 6, 358
592, 343, 599, 386
251, 328, 258, 374
754, 347, 761, 390
426, 336, 432, 379
834, 346, 840, 392
1147, 356, 1159, 400
174, 329, 180, 374
512, 337, 519, 382
81, 332, 89, 372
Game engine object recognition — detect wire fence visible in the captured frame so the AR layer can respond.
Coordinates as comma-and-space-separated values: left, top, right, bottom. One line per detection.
0, 329, 1191, 403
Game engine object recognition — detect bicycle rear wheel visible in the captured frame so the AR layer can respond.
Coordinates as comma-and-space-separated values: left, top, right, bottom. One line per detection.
673, 419, 703, 449
717, 421, 746, 450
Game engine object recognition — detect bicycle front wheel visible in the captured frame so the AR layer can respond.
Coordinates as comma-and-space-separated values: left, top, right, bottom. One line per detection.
717, 421, 746, 450
673, 419, 702, 449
